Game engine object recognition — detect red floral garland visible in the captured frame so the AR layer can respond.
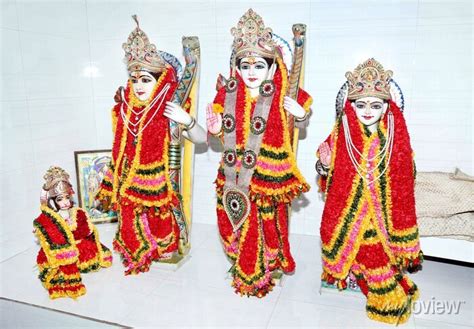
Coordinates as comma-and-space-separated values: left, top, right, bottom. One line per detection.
213, 59, 310, 297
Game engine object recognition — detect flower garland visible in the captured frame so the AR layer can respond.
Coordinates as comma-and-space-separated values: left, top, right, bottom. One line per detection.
34, 206, 111, 299
231, 206, 273, 297
319, 100, 422, 324
113, 202, 179, 275
114, 69, 174, 207
96, 67, 182, 275
34, 206, 79, 266
212, 57, 312, 297
213, 57, 310, 206
95, 69, 174, 209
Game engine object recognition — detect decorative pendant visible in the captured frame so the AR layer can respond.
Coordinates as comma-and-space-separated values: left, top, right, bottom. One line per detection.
223, 187, 251, 231
225, 77, 238, 93
259, 80, 275, 97
223, 149, 237, 167
222, 114, 236, 133
250, 116, 266, 135
242, 150, 257, 169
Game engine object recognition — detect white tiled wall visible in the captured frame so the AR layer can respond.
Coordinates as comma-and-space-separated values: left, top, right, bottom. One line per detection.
1, 0, 472, 255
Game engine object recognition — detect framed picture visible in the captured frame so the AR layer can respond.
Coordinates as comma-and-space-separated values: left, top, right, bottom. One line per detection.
74, 149, 117, 223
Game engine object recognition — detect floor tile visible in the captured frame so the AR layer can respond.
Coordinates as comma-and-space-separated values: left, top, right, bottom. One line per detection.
0, 223, 471, 328
0, 299, 120, 328
268, 299, 416, 328
414, 317, 473, 328
123, 280, 277, 327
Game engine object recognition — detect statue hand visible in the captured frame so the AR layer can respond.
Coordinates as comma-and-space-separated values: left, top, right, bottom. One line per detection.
206, 104, 222, 135
283, 96, 306, 119
163, 102, 193, 125
114, 86, 124, 103
318, 142, 332, 167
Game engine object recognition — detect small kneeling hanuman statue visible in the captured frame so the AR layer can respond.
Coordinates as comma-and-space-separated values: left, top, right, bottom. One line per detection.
34, 166, 112, 299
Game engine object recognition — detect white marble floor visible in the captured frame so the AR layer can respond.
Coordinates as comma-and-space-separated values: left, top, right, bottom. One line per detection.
1, 223, 472, 328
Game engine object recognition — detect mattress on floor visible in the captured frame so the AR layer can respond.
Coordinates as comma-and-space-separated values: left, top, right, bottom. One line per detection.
415, 169, 474, 242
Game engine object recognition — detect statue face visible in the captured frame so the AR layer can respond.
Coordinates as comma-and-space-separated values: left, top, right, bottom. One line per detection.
238, 56, 269, 90
130, 71, 157, 101
351, 96, 388, 129
55, 194, 72, 210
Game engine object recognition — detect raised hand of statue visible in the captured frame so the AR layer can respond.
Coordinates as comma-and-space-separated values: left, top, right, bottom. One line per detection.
283, 96, 306, 119
163, 101, 193, 126
206, 103, 222, 135
114, 86, 124, 103
318, 142, 332, 167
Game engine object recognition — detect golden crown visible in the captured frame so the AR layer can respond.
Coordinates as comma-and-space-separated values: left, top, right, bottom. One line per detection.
231, 9, 276, 60
42, 166, 74, 199
122, 15, 168, 73
345, 58, 393, 100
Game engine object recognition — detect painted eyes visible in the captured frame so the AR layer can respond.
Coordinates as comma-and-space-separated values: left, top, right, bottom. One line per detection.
355, 103, 383, 110
240, 63, 267, 70
372, 104, 382, 110
130, 77, 153, 84
56, 195, 70, 202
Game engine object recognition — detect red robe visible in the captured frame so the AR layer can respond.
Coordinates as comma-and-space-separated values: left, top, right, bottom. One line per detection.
97, 67, 187, 274
212, 58, 313, 297
318, 101, 422, 324
34, 206, 112, 299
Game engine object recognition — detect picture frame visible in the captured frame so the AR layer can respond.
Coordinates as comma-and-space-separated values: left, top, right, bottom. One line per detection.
74, 149, 117, 224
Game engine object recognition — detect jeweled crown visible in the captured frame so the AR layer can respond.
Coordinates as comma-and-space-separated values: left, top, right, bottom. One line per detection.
122, 15, 168, 73
42, 166, 74, 200
231, 9, 276, 60
345, 58, 393, 100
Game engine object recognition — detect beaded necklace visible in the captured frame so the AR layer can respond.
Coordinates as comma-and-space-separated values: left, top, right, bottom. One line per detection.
120, 84, 170, 143
342, 111, 394, 185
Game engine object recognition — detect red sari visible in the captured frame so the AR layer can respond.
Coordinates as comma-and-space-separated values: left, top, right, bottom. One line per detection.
319, 101, 422, 324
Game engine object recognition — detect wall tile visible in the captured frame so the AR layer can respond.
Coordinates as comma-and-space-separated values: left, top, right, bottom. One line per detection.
0, 29, 26, 101
93, 96, 115, 149
1, 100, 29, 128
89, 39, 128, 98
309, 0, 418, 30
0, 139, 34, 174
0, 166, 36, 204
20, 32, 93, 100
1, 0, 472, 240
17, 0, 88, 39
418, 0, 472, 26
1, 1, 18, 30
86, 1, 216, 41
